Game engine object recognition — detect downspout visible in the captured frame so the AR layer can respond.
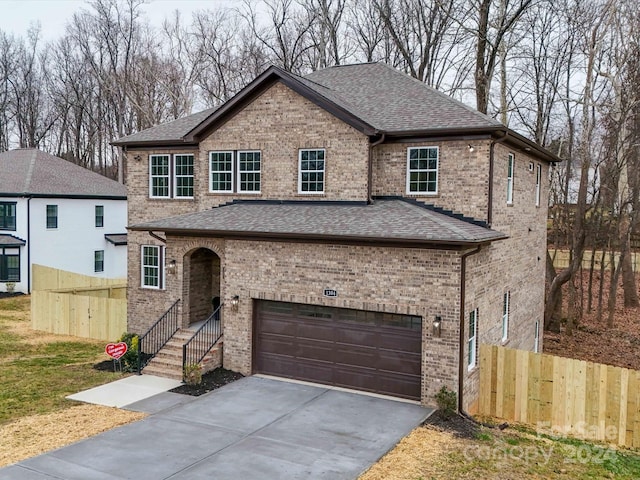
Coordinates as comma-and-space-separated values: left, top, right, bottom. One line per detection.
27, 196, 31, 294
148, 231, 167, 244
458, 245, 482, 413
487, 130, 509, 227
368, 133, 386, 204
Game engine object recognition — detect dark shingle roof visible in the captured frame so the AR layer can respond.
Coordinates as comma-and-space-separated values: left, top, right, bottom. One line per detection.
112, 108, 217, 146
0, 234, 26, 247
0, 149, 126, 198
302, 63, 502, 133
105, 233, 127, 246
129, 199, 506, 247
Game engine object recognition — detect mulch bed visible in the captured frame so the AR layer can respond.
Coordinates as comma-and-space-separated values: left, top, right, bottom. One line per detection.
0, 292, 24, 299
423, 410, 482, 439
170, 367, 244, 396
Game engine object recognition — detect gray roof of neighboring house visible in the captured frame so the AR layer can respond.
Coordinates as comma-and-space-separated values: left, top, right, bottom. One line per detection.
0, 149, 127, 198
104, 233, 128, 246
129, 199, 506, 247
0, 234, 26, 247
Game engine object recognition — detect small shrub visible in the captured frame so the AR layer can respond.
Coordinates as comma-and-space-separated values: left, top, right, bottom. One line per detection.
118, 332, 139, 372
183, 363, 203, 386
435, 386, 457, 419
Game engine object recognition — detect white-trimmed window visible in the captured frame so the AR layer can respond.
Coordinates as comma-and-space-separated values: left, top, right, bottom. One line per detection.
94, 250, 104, 273
507, 153, 514, 204
534, 320, 540, 353
238, 151, 261, 193
174, 154, 195, 198
46, 205, 58, 229
95, 205, 104, 228
141, 245, 163, 289
150, 155, 170, 198
535, 163, 542, 207
502, 291, 510, 342
468, 308, 478, 370
209, 151, 234, 193
407, 146, 439, 194
299, 149, 325, 194
149, 154, 194, 199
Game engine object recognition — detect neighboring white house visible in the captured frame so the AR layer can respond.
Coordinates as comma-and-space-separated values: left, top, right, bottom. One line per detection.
0, 149, 127, 293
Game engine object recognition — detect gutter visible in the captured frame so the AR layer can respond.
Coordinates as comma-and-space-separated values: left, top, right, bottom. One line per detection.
368, 134, 386, 203
458, 246, 482, 413
487, 130, 509, 227
27, 196, 31, 294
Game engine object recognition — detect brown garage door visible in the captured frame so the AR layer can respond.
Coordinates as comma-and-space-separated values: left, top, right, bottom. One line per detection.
254, 301, 422, 400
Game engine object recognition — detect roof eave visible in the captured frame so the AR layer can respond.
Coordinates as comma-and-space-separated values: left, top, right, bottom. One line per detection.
127, 225, 506, 249
110, 138, 199, 148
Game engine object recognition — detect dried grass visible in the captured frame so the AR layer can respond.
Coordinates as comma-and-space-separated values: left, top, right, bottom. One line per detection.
0, 404, 145, 467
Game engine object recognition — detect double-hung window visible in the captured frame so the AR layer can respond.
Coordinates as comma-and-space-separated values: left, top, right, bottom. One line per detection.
0, 248, 19, 282
209, 151, 261, 194
502, 291, 510, 342
507, 153, 514, 204
407, 146, 438, 194
0, 202, 16, 230
468, 308, 478, 370
298, 149, 325, 194
95, 205, 104, 228
534, 320, 540, 353
141, 245, 163, 289
94, 250, 104, 273
46, 205, 58, 229
535, 163, 542, 207
149, 154, 194, 199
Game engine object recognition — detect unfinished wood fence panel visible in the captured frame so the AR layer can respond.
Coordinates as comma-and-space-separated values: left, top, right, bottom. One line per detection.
31, 265, 127, 342
479, 344, 640, 448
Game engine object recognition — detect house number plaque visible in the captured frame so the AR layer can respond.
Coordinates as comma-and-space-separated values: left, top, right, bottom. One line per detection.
323, 289, 338, 297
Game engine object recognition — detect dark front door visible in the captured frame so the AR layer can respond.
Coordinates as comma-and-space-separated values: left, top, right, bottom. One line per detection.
254, 300, 422, 400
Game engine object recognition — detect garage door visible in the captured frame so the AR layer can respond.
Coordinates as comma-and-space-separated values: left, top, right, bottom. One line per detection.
254, 301, 422, 400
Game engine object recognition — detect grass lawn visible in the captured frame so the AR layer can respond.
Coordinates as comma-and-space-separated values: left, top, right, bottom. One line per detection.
0, 295, 122, 424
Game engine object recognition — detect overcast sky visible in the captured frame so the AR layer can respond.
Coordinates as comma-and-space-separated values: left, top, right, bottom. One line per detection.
0, 0, 235, 40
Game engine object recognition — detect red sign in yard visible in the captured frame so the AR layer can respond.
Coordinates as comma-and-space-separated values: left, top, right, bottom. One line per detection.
105, 342, 128, 360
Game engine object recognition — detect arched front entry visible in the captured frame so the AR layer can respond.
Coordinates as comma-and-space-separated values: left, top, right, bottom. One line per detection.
182, 247, 221, 327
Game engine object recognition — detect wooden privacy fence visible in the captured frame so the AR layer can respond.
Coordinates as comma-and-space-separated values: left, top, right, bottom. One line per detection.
31, 265, 127, 342
479, 344, 640, 448
550, 249, 640, 271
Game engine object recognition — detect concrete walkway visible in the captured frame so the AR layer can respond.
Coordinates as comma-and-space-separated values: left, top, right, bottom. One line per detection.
1, 376, 432, 480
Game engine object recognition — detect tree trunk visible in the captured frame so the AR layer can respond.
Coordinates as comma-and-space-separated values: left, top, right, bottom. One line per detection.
545, 251, 562, 332
622, 239, 639, 307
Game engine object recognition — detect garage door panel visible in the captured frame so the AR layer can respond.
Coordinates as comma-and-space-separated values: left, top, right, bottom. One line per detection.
255, 301, 422, 400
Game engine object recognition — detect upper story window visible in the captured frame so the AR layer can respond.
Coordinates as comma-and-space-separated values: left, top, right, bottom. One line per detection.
507, 153, 514, 204
468, 308, 478, 371
535, 163, 542, 207
141, 245, 163, 289
298, 149, 325, 194
0, 202, 16, 231
210, 151, 261, 194
149, 154, 194, 199
46, 205, 58, 229
95, 205, 104, 228
94, 250, 104, 273
406, 146, 438, 194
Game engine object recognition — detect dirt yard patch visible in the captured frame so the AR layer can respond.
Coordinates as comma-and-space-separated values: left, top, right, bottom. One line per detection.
0, 404, 145, 467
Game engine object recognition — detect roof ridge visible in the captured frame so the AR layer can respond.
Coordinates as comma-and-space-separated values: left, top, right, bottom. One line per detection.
23, 149, 37, 193
373, 196, 489, 228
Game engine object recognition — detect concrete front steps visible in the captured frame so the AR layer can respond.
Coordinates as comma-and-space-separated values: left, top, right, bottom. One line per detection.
142, 328, 223, 381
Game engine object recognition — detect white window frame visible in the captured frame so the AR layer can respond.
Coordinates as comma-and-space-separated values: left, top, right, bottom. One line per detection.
209, 151, 235, 193
149, 155, 171, 199
502, 291, 510, 343
535, 163, 542, 207
468, 308, 478, 371
94, 250, 104, 273
174, 154, 195, 199
507, 153, 514, 204
237, 150, 262, 194
534, 319, 540, 353
298, 149, 326, 194
406, 146, 439, 195
141, 245, 163, 289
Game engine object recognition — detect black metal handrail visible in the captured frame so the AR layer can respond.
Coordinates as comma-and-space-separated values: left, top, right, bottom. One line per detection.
182, 304, 223, 379
137, 299, 180, 374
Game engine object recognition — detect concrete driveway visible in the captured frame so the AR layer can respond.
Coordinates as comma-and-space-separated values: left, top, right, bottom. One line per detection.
1, 376, 431, 479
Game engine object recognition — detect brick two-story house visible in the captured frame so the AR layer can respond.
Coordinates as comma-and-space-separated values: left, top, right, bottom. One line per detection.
113, 63, 556, 411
